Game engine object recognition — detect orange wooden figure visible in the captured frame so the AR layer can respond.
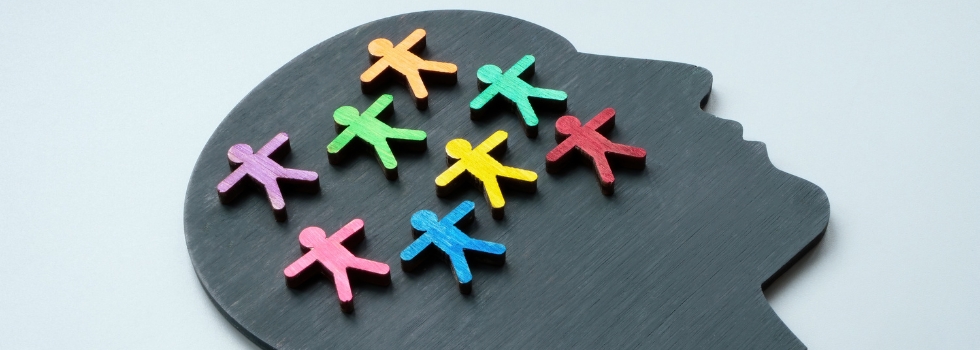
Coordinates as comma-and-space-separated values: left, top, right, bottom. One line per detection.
360, 29, 458, 110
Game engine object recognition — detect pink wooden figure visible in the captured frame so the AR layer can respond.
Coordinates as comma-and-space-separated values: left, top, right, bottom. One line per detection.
284, 219, 392, 313
216, 132, 320, 221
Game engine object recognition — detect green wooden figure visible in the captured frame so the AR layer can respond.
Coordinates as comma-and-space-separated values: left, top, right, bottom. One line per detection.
470, 55, 568, 138
327, 94, 427, 180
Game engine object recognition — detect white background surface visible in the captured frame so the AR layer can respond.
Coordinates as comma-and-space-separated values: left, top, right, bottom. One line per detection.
2, 1, 978, 349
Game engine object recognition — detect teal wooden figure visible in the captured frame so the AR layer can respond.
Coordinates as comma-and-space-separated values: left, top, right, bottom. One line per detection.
327, 94, 427, 180
470, 55, 568, 138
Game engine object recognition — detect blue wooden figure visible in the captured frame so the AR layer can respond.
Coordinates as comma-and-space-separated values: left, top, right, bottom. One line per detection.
400, 200, 506, 294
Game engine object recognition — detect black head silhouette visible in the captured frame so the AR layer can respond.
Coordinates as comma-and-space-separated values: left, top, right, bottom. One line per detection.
185, 10, 829, 349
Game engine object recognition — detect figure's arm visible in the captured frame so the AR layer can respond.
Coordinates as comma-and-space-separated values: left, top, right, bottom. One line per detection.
584, 107, 616, 132
469, 87, 498, 110
394, 28, 427, 52
473, 130, 508, 154
443, 201, 475, 225
508, 55, 536, 78
545, 139, 577, 163
435, 162, 467, 187
327, 129, 358, 154
400, 235, 433, 262
331, 219, 365, 244
283, 252, 317, 279
360, 61, 389, 83
364, 94, 393, 118
257, 132, 290, 157
216, 168, 247, 193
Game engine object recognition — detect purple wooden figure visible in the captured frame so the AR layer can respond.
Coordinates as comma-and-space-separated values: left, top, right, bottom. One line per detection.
216, 132, 320, 221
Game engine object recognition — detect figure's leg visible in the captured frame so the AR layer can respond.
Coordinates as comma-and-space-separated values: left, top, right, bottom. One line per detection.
263, 182, 286, 211
467, 239, 506, 256
590, 152, 616, 187
498, 166, 538, 184
278, 168, 321, 198
351, 257, 392, 286
530, 87, 568, 102
607, 142, 647, 170
405, 72, 429, 102
464, 239, 507, 269
373, 142, 398, 170
514, 98, 539, 128
328, 267, 355, 313
281, 168, 319, 182
387, 128, 427, 142
448, 250, 474, 294
608, 142, 647, 160
480, 177, 506, 211
419, 60, 458, 74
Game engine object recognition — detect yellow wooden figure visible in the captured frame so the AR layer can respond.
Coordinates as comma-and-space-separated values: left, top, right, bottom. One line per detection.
435, 130, 537, 219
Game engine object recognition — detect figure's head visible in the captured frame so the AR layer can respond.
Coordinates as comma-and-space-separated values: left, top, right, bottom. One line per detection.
410, 210, 439, 232
555, 115, 582, 135
298, 226, 328, 249
227, 144, 253, 164
445, 138, 472, 159
476, 64, 504, 85
367, 38, 394, 57
333, 106, 361, 126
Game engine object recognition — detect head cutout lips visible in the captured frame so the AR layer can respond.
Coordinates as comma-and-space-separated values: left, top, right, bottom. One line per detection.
185, 10, 829, 350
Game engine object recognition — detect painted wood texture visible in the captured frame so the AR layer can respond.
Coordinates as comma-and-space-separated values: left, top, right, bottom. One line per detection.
360, 28, 458, 110
400, 200, 506, 294
185, 10, 830, 350
470, 55, 568, 138
216, 132, 320, 222
327, 94, 427, 180
435, 130, 538, 220
546, 108, 647, 195
283, 219, 391, 313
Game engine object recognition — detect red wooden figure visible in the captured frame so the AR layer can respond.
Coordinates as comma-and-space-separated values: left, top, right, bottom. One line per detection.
283, 219, 391, 313
546, 108, 646, 195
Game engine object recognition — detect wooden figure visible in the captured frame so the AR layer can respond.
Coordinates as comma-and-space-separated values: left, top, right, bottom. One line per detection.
400, 201, 506, 294
216, 132, 319, 222
435, 130, 537, 220
283, 219, 391, 313
327, 94, 427, 180
360, 28, 458, 110
470, 55, 568, 138
546, 108, 647, 195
